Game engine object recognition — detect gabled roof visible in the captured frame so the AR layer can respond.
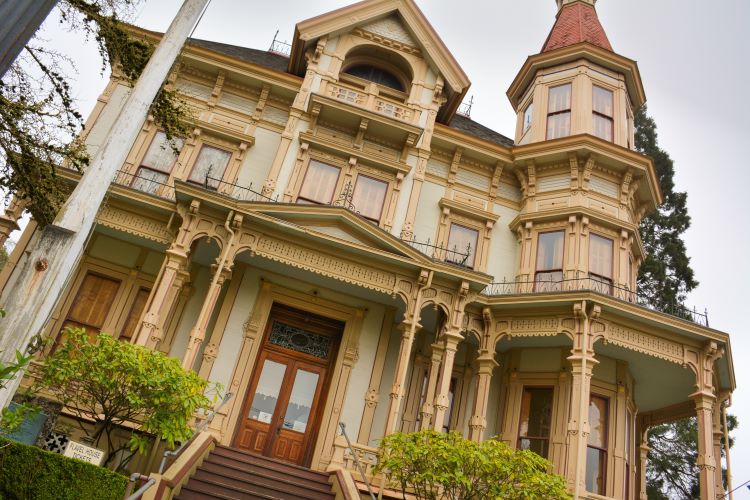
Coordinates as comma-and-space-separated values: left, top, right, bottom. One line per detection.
289, 0, 470, 121
542, 1, 612, 53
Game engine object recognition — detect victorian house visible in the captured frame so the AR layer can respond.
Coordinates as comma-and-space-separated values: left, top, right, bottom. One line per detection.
0, 0, 735, 498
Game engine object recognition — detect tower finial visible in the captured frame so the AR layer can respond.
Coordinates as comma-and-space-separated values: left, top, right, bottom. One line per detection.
556, 0, 597, 11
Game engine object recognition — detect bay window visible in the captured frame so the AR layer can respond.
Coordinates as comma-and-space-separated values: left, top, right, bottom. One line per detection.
546, 83, 572, 140
589, 234, 614, 294
518, 387, 554, 458
586, 396, 609, 495
297, 160, 341, 205
188, 144, 232, 190
593, 85, 614, 141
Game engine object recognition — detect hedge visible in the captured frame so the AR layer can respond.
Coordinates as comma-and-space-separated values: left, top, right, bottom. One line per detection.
0, 438, 128, 500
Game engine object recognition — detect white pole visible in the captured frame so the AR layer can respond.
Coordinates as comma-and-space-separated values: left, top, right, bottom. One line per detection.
0, 0, 210, 409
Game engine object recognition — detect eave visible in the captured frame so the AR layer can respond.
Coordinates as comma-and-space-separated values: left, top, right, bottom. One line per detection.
507, 42, 647, 111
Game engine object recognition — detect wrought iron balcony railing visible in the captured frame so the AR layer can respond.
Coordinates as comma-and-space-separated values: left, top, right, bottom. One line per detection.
113, 169, 176, 201
401, 235, 472, 268
482, 274, 709, 327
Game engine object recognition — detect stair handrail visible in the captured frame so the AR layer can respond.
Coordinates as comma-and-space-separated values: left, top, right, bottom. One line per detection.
158, 391, 233, 474
123, 473, 156, 500
339, 422, 377, 500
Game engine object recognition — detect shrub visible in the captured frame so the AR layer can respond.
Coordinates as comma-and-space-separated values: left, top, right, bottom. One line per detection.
0, 437, 127, 499
37, 328, 219, 470
374, 430, 570, 500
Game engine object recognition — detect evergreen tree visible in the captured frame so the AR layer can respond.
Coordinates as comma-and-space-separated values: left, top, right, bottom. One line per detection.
635, 107, 738, 499
635, 105, 698, 314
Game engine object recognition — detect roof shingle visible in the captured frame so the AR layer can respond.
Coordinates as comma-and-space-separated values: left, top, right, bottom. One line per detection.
541, 2, 612, 53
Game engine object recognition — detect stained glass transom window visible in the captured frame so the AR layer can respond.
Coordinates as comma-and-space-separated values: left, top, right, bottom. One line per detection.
268, 321, 332, 359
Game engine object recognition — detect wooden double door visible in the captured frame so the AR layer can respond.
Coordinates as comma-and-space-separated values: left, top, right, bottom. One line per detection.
234, 304, 343, 466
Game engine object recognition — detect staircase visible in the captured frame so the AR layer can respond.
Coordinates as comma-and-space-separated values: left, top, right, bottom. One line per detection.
175, 445, 336, 500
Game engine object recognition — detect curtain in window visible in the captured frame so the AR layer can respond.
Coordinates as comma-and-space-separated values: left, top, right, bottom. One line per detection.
133, 168, 169, 195
446, 224, 479, 268
351, 175, 387, 222
586, 397, 608, 495
589, 234, 613, 278
593, 86, 614, 141
547, 84, 572, 140
141, 132, 183, 173
518, 388, 553, 458
537, 231, 564, 271
298, 160, 341, 204
188, 145, 232, 189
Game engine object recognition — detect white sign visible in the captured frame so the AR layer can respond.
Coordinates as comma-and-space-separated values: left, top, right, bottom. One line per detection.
63, 440, 105, 466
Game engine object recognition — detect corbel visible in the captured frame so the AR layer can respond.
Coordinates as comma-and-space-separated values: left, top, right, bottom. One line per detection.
620, 168, 634, 205
582, 156, 595, 192
514, 167, 528, 199
526, 161, 536, 197
489, 161, 504, 200
402, 132, 418, 161
569, 153, 580, 191
207, 70, 225, 109
251, 84, 271, 122
309, 102, 322, 130
354, 118, 369, 150
581, 216, 590, 237
447, 147, 463, 185
433, 75, 445, 104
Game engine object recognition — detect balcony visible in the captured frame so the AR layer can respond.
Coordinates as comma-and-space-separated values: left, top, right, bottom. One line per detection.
319, 80, 417, 125
482, 273, 709, 327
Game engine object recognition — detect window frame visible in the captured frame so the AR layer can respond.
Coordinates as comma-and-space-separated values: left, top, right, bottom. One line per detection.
523, 101, 534, 134
445, 222, 480, 269
350, 172, 389, 224
592, 85, 615, 142
546, 83, 573, 140
516, 386, 555, 458
187, 142, 234, 190
534, 230, 565, 291
589, 233, 615, 295
296, 158, 344, 206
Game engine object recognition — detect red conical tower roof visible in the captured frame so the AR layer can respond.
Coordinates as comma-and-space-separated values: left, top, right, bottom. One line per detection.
541, 1, 612, 53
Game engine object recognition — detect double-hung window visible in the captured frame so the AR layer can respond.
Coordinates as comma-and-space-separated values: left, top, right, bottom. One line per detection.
593, 85, 614, 141
188, 145, 232, 190
446, 223, 479, 269
134, 132, 183, 195
523, 102, 534, 134
535, 231, 564, 291
586, 396, 609, 496
518, 387, 553, 458
297, 160, 341, 205
351, 174, 387, 223
589, 234, 614, 294
547, 83, 572, 140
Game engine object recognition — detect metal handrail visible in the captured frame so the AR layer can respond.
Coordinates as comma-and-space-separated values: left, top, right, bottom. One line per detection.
482, 274, 709, 326
339, 422, 376, 500
158, 392, 233, 474
400, 236, 472, 267
123, 474, 156, 500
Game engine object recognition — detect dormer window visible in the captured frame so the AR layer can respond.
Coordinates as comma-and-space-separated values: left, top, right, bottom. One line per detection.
546, 83, 572, 140
593, 85, 614, 141
344, 65, 405, 92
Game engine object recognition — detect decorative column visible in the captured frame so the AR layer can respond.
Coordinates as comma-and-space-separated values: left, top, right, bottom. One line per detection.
689, 341, 723, 500
431, 328, 462, 432
468, 350, 498, 442
636, 420, 650, 500
181, 265, 231, 370
383, 271, 432, 436
693, 392, 718, 500
419, 341, 444, 430
712, 399, 725, 498
383, 317, 421, 435
0, 197, 25, 247
564, 302, 599, 493
134, 249, 189, 349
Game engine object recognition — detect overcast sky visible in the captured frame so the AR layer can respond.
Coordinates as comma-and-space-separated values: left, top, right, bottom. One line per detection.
33, 0, 750, 493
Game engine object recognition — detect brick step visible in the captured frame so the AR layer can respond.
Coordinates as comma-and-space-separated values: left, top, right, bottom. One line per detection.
175, 476, 287, 500
192, 466, 334, 500
203, 455, 332, 493
212, 446, 330, 484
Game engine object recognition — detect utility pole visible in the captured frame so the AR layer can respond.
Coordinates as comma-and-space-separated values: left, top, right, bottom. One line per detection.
0, 0, 59, 77
0, 0, 210, 409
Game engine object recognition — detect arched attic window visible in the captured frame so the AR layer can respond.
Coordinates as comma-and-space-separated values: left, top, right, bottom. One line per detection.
344, 64, 404, 92
340, 45, 413, 96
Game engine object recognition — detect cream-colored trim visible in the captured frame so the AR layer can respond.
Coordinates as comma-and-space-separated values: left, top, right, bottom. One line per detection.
358, 307, 395, 443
